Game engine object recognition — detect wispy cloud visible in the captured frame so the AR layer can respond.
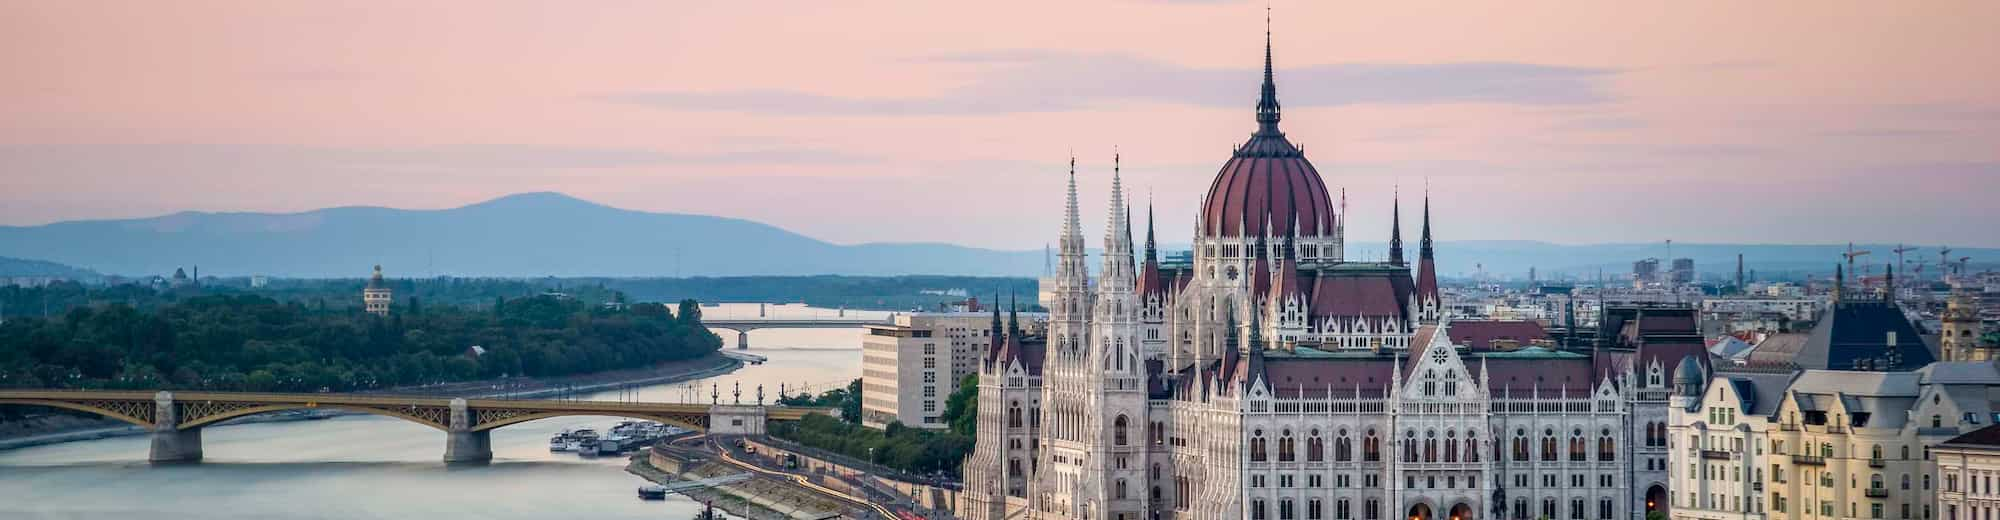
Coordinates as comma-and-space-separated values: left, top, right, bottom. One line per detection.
604, 52, 1618, 116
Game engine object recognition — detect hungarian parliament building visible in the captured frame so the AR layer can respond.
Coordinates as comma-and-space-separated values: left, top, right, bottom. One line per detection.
957, 32, 1707, 520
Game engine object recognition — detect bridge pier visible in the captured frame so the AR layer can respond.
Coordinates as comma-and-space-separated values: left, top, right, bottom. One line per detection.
737, 331, 749, 350
443, 398, 491, 464
148, 391, 202, 463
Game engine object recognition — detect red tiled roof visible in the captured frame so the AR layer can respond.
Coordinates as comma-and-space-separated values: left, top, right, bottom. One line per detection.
1309, 273, 1410, 318
1447, 321, 1550, 351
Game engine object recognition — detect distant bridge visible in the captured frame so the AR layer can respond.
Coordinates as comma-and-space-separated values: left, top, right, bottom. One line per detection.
704, 318, 891, 349
0, 390, 828, 464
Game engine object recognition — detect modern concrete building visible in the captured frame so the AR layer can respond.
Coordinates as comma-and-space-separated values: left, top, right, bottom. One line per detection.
862, 310, 1045, 429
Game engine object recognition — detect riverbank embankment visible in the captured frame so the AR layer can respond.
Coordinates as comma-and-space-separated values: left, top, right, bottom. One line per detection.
628, 443, 863, 520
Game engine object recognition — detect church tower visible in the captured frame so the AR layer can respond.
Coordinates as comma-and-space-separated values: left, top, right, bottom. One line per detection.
1942, 284, 1988, 361
363, 265, 392, 317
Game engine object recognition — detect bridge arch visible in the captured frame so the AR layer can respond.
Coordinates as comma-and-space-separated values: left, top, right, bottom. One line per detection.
175, 402, 451, 431
0, 398, 155, 429
470, 409, 708, 433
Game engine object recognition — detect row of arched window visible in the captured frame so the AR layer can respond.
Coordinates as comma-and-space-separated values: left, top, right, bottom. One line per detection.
1250, 429, 1383, 462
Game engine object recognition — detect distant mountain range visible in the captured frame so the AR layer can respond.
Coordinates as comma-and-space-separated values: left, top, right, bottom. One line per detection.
0, 192, 1040, 278
0, 192, 1989, 280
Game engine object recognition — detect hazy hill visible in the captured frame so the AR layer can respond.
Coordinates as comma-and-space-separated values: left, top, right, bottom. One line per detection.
0, 193, 1989, 280
0, 193, 1041, 278
0, 256, 100, 281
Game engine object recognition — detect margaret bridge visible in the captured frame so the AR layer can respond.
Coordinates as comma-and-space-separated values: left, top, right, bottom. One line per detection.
0, 389, 829, 463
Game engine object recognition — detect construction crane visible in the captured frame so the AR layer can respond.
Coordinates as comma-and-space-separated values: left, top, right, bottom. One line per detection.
1844, 242, 1872, 275
1940, 246, 1955, 281
1960, 257, 1972, 275
1893, 245, 1920, 270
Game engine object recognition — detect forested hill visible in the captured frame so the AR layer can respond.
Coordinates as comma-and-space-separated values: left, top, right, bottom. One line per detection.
0, 293, 720, 392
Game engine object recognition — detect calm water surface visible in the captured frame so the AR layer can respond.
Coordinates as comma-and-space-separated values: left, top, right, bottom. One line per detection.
0, 303, 867, 520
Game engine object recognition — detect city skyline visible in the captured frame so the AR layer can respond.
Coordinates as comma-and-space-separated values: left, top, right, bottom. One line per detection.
5, 1, 1998, 248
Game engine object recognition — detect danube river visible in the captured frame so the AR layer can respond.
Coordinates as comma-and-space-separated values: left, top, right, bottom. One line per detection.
0, 304, 875, 520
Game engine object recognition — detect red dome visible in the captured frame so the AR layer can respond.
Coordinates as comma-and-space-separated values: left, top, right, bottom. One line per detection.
1200, 31, 1335, 238
1201, 135, 1335, 238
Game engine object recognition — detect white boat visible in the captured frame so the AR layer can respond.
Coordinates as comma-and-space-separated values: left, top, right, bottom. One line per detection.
548, 435, 569, 452
567, 429, 600, 452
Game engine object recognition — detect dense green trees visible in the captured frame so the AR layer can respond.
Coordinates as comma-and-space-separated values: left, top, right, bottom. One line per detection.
770, 376, 973, 476
769, 413, 973, 477
942, 373, 978, 437
0, 293, 720, 392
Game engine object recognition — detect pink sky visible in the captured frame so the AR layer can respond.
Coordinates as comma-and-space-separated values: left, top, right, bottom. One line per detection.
3, 1, 1997, 248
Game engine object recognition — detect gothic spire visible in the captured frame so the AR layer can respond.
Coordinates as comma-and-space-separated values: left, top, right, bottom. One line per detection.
1254, 6, 1282, 135
1144, 197, 1158, 263
1388, 185, 1405, 266
1419, 185, 1434, 260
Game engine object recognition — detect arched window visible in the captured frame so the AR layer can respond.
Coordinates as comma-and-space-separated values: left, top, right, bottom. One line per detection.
1570, 435, 1587, 462
1308, 435, 1325, 462
1280, 432, 1296, 462
1404, 431, 1419, 463
1444, 431, 1459, 463
1514, 435, 1530, 461
1150, 463, 1161, 480
1542, 434, 1558, 462
1599, 436, 1616, 461
1116, 479, 1128, 500
1114, 415, 1130, 446
1334, 436, 1351, 461
1009, 401, 1023, 428
1364, 431, 1381, 462
1870, 445, 1883, 461
1869, 474, 1883, 490
1252, 435, 1269, 462
1467, 433, 1481, 463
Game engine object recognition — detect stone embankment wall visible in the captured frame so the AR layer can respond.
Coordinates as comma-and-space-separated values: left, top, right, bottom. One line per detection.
635, 446, 862, 520
742, 437, 961, 515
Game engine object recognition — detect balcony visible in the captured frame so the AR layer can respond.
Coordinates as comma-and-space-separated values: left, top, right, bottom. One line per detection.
1701, 450, 1734, 461
1791, 455, 1826, 466
1868, 458, 1886, 468
1865, 488, 1890, 499
1778, 423, 1801, 432
1752, 482, 1764, 492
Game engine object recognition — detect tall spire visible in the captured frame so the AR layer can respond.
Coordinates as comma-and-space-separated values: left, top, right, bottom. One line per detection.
1144, 197, 1158, 263
1419, 184, 1434, 260
1254, 6, 1282, 135
1103, 150, 1134, 285
1388, 184, 1405, 266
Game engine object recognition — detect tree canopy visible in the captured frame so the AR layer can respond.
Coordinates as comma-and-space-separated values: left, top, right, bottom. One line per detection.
0, 291, 720, 392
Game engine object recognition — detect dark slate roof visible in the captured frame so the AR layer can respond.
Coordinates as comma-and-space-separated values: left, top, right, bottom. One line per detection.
1795, 301, 1935, 371
1942, 424, 2000, 449
1447, 321, 1550, 351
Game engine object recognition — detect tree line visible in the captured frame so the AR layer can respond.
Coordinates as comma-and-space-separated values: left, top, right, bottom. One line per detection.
0, 289, 720, 393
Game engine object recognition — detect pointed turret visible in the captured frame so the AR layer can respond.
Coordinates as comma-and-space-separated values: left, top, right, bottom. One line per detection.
1101, 152, 1134, 287
1388, 186, 1405, 266
1138, 200, 1165, 300
1254, 10, 1282, 136
987, 290, 1005, 366
1415, 190, 1441, 322
1251, 227, 1273, 299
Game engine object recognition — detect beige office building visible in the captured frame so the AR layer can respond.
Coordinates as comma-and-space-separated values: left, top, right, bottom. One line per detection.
862, 311, 1044, 429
